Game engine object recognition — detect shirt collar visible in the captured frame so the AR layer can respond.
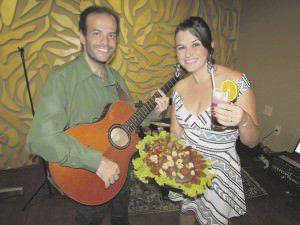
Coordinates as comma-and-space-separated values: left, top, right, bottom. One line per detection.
75, 54, 116, 86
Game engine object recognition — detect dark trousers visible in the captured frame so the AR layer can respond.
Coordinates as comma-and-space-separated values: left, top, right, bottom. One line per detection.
73, 175, 131, 225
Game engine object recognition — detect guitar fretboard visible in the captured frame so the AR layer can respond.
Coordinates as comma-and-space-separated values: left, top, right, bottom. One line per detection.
123, 66, 185, 133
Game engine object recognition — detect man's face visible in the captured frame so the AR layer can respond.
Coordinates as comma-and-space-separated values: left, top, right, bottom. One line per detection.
80, 13, 117, 64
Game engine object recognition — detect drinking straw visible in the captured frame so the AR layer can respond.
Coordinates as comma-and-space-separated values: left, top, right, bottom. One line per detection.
210, 67, 216, 90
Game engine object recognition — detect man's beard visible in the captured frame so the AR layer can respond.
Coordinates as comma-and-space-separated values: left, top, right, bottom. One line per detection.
88, 52, 107, 64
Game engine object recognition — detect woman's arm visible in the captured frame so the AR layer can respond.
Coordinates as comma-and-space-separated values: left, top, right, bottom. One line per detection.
215, 88, 261, 148
235, 88, 261, 148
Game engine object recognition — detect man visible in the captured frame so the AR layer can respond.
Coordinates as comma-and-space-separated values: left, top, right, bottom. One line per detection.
26, 6, 169, 225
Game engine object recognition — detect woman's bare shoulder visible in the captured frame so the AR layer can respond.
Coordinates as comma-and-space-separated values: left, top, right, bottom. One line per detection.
215, 65, 243, 82
173, 75, 191, 93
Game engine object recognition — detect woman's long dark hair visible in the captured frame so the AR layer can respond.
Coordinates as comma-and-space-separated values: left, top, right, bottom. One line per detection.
175, 16, 215, 71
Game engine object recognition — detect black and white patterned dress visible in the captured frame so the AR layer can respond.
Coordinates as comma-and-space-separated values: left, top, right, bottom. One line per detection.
169, 75, 251, 225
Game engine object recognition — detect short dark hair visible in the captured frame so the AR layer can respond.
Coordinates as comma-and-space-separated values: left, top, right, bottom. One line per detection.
175, 16, 215, 66
79, 6, 119, 36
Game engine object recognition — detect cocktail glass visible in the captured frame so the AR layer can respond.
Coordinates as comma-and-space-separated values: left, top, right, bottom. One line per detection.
211, 88, 228, 130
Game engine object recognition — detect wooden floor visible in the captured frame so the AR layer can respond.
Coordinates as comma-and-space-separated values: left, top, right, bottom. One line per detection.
1, 146, 300, 225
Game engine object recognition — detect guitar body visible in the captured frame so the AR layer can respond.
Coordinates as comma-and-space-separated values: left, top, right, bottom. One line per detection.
48, 64, 185, 206
49, 101, 139, 205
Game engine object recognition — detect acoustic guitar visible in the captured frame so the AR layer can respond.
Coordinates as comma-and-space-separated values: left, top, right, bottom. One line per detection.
49, 65, 186, 205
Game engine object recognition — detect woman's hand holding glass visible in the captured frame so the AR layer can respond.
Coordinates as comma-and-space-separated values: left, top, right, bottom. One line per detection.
212, 102, 249, 128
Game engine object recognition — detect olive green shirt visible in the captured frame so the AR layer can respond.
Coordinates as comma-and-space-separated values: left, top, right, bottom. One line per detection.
26, 54, 159, 172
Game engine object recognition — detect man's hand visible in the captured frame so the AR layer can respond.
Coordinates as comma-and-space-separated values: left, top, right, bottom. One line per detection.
96, 157, 120, 189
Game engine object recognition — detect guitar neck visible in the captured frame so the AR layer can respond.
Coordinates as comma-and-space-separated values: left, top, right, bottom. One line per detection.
124, 75, 182, 133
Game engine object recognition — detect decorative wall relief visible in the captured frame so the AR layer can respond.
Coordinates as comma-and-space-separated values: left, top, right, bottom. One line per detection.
0, 0, 240, 169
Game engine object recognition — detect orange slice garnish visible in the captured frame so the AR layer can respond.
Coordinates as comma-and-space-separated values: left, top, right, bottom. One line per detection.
221, 80, 239, 101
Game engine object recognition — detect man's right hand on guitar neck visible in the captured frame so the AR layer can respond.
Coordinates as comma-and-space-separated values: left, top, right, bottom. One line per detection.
96, 157, 120, 189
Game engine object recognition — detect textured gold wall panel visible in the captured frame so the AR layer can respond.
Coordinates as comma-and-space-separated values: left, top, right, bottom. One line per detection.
0, 0, 240, 169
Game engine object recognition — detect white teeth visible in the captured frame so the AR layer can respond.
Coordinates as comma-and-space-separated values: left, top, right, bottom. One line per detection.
185, 59, 197, 64
97, 48, 108, 53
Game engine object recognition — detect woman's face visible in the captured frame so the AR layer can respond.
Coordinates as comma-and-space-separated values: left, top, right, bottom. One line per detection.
175, 30, 209, 73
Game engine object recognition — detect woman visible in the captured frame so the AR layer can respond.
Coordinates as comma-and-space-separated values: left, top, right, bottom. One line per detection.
169, 16, 261, 225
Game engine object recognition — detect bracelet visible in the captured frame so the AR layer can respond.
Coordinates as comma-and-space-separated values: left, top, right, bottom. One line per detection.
240, 114, 250, 127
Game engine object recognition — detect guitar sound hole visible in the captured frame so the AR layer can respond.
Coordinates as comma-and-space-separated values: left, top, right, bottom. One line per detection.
109, 125, 130, 150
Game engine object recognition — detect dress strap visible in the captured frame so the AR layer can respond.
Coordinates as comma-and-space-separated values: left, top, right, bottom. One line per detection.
237, 74, 251, 96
